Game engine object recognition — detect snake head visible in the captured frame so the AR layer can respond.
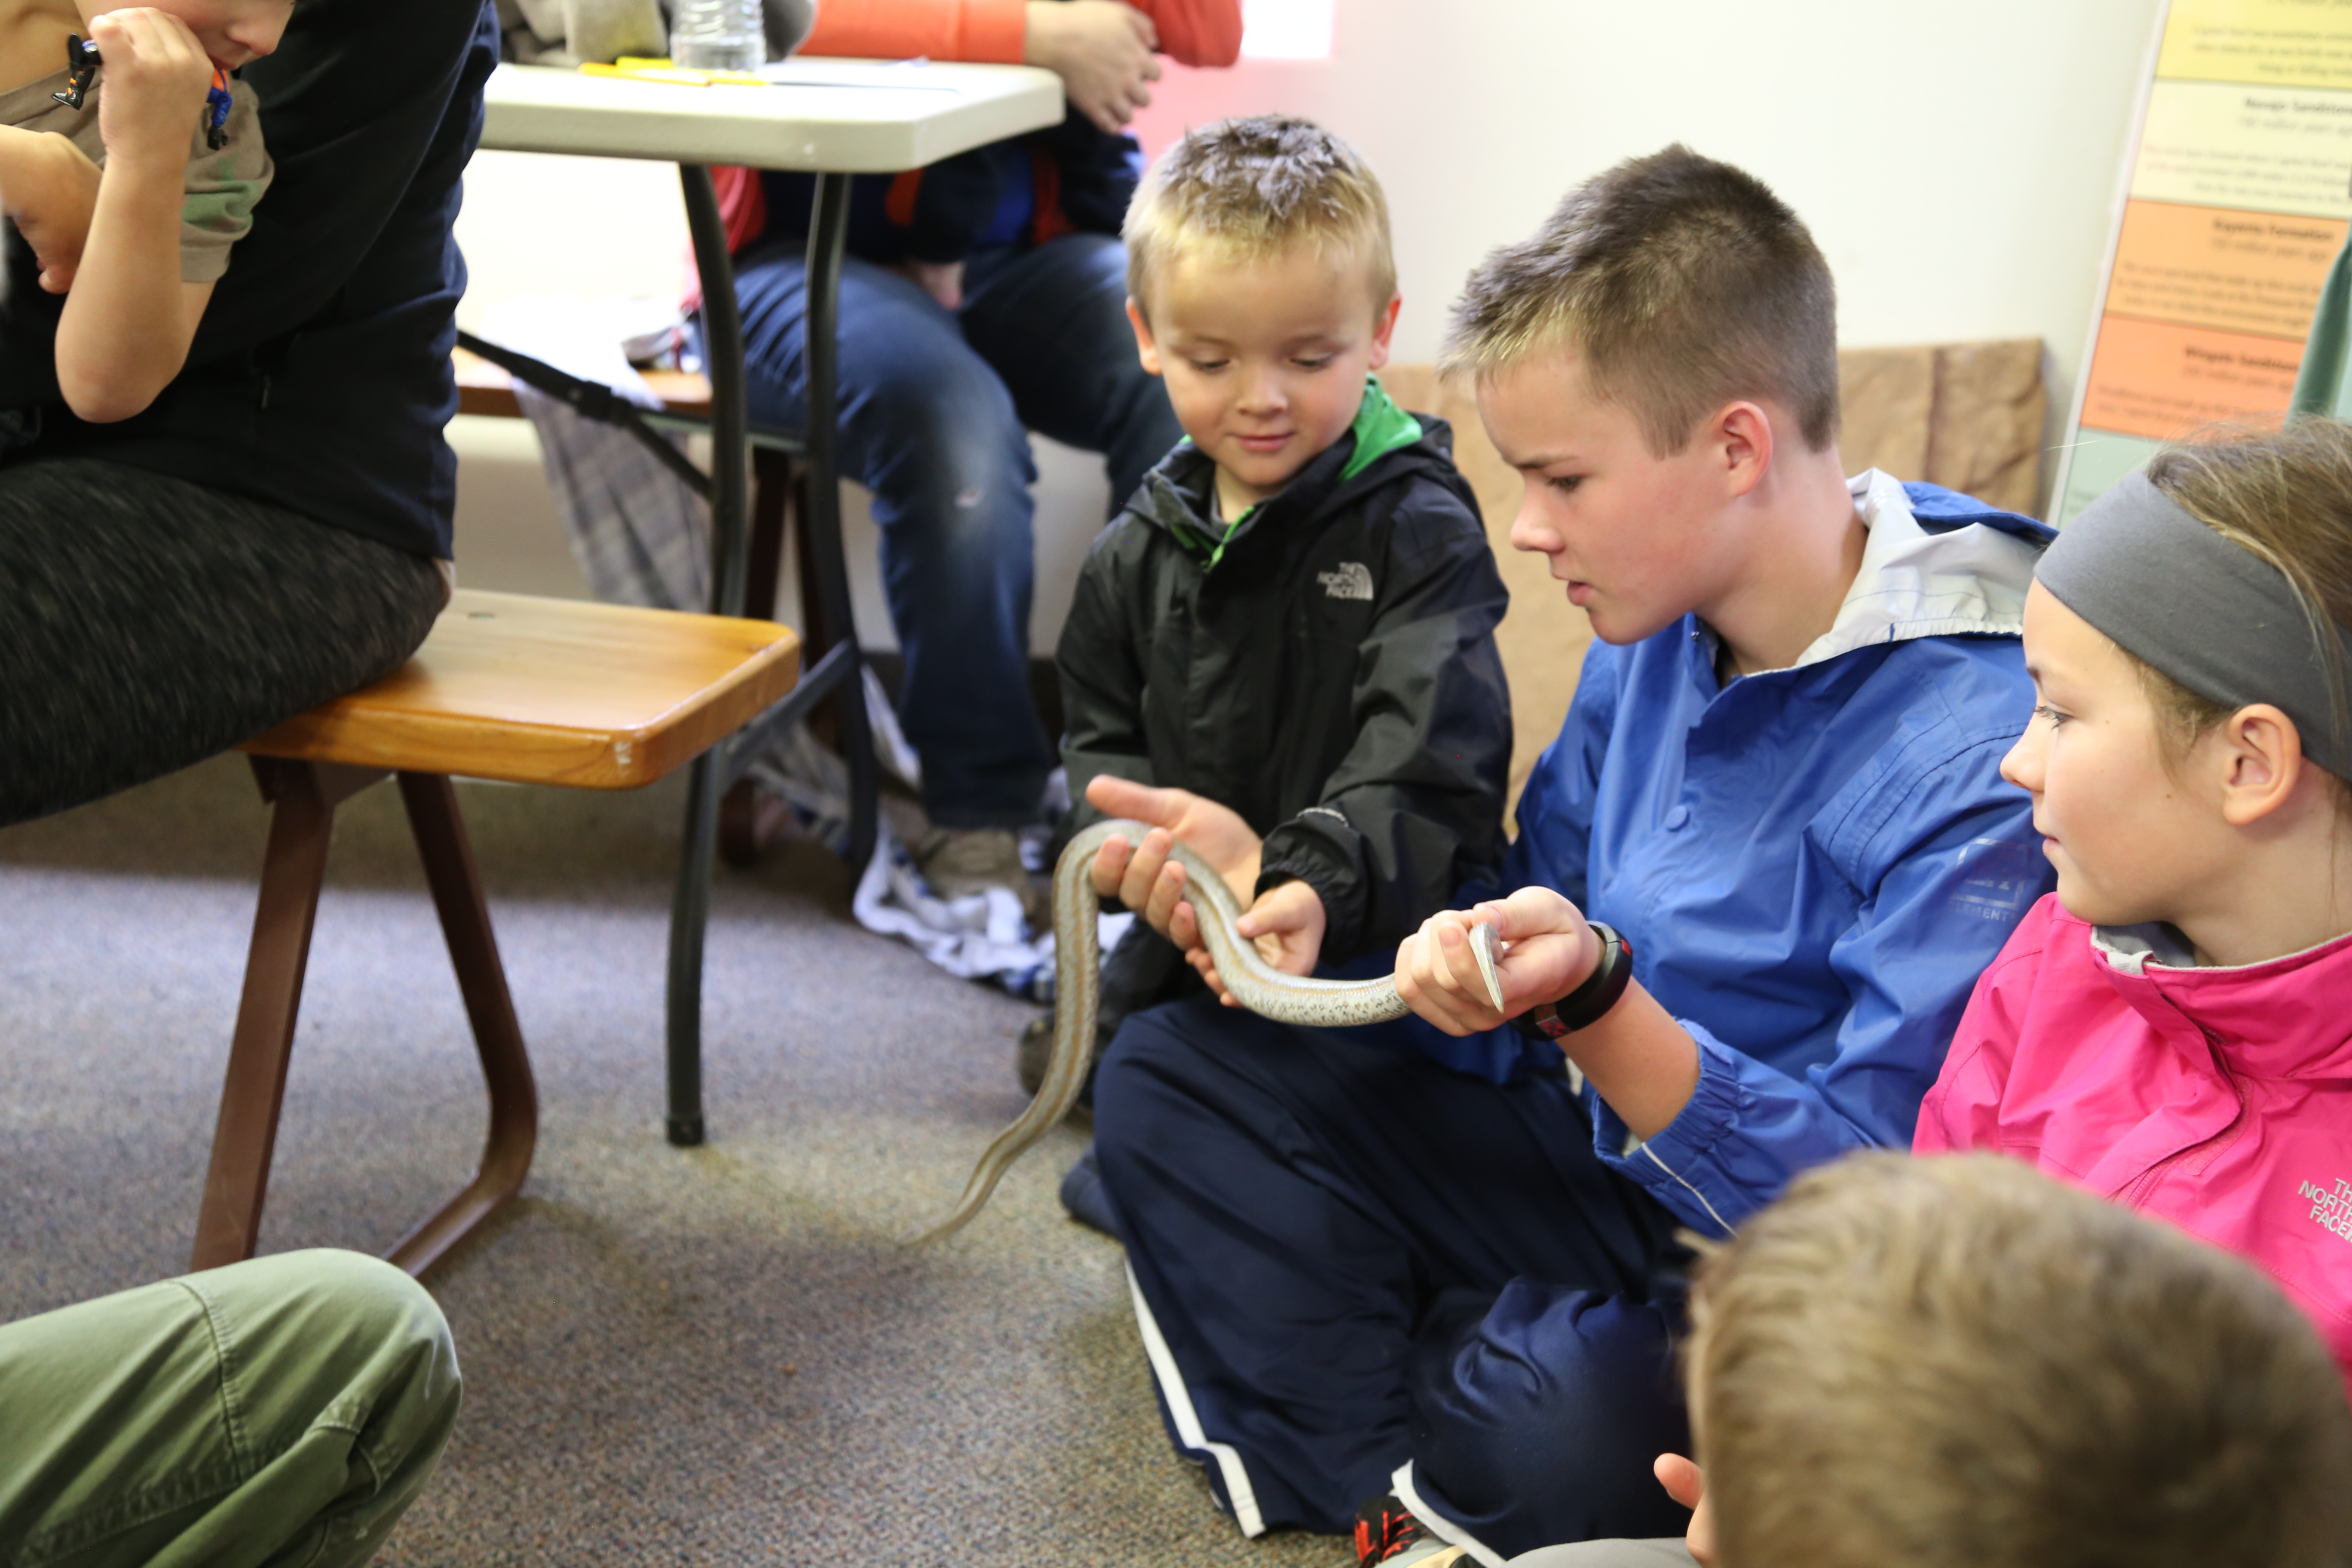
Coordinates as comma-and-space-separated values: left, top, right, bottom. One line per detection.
1468, 921, 1505, 1015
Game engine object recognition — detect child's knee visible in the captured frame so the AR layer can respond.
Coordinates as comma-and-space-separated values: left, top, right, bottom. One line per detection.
1410, 1284, 1691, 1554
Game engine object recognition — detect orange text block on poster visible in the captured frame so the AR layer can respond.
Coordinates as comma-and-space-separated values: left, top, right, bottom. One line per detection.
2107, 199, 2346, 338
2079, 314, 2301, 439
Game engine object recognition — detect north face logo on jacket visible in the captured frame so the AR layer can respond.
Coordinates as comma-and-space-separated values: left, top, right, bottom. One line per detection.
2303, 1178, 2352, 1243
1317, 562, 1374, 601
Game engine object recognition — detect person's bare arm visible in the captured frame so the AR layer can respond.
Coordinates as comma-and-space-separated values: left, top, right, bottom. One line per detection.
0, 126, 101, 294
1025, 0, 1159, 131
55, 8, 216, 424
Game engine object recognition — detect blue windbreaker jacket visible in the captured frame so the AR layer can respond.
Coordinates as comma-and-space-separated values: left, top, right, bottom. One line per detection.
1392, 473, 2057, 1235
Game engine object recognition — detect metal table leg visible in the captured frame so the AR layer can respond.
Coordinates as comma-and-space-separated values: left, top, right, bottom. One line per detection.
799, 173, 879, 875
660, 166, 880, 1149
662, 164, 750, 1148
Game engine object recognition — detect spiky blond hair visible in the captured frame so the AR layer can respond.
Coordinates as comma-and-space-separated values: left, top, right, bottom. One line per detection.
1124, 114, 1396, 322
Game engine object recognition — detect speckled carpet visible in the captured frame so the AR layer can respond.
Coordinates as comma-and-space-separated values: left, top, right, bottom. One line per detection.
0, 757, 1339, 1568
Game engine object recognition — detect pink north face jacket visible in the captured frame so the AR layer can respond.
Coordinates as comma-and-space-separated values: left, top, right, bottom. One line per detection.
1917, 894, 2352, 1392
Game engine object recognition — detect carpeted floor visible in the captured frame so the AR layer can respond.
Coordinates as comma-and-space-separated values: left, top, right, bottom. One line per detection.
0, 757, 1338, 1567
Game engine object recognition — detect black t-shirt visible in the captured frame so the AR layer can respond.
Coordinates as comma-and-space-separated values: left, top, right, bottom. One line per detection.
0, 0, 497, 560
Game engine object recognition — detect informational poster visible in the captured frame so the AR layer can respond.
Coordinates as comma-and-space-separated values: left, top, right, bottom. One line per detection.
2055, 0, 2352, 522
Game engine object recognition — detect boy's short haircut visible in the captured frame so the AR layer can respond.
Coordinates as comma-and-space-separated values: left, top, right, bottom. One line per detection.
1124, 114, 1396, 323
1688, 1152, 2352, 1568
1442, 144, 1840, 457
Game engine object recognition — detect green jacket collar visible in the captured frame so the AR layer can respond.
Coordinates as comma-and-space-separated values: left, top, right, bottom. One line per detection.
1165, 377, 1425, 569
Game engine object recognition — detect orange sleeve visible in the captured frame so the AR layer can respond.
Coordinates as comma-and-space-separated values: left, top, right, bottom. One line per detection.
1131, 0, 1243, 67
796, 0, 1028, 63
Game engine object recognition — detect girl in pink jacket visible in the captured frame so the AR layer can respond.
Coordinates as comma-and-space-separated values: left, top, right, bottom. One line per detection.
1916, 422, 2352, 1393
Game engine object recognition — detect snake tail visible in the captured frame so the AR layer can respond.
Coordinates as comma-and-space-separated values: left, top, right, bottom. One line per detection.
900, 824, 1112, 1244
908, 818, 1419, 1242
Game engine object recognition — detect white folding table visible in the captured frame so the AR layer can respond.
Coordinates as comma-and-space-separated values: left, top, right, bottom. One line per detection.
473, 59, 1064, 1147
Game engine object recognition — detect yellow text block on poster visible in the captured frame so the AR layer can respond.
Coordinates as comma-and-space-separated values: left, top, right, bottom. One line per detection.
2159, 0, 2352, 90
2107, 199, 2346, 336
2080, 313, 2303, 439
2133, 79, 2352, 217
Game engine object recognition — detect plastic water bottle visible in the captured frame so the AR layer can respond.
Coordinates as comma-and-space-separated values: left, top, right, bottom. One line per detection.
671, 0, 766, 73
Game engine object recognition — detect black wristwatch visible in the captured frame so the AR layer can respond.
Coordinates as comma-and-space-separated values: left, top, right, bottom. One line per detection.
1511, 923, 1633, 1040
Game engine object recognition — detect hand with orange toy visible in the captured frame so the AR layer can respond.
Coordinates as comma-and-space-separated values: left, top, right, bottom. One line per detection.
84, 9, 218, 173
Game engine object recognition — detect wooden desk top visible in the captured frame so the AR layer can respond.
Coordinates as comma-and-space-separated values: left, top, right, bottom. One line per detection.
479, 59, 1063, 172
243, 591, 801, 790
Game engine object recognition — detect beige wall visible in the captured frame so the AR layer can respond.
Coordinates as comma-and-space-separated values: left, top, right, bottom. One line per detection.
1134, 0, 2163, 454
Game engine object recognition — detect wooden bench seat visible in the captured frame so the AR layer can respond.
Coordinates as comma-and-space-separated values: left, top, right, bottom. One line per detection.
203, 590, 799, 1278
246, 591, 796, 788
454, 345, 713, 421
452, 343, 862, 868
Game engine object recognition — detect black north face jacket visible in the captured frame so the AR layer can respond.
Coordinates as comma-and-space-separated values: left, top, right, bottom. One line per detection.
1058, 416, 1513, 966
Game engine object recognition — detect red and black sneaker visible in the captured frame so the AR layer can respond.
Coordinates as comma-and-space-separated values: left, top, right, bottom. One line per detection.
1353, 1491, 1439, 1567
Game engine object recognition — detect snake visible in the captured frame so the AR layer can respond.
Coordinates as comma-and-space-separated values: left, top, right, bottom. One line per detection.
909, 817, 1504, 1243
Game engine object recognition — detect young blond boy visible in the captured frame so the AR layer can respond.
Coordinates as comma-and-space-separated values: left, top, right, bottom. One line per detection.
1519, 1152, 2352, 1568
1088, 147, 2056, 1559
0, 0, 280, 427
1049, 115, 1512, 1190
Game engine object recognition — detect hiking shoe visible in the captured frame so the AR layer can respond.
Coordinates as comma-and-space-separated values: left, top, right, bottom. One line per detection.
1353, 1493, 1464, 1567
915, 826, 1029, 900
916, 826, 1047, 925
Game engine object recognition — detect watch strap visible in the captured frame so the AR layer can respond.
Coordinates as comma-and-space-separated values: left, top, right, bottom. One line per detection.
1512, 923, 1632, 1040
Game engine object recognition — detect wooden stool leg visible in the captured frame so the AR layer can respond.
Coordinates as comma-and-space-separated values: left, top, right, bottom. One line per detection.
384, 773, 540, 1278
192, 759, 381, 1272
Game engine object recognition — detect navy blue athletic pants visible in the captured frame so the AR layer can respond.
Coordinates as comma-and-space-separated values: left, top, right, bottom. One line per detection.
1094, 995, 1696, 1558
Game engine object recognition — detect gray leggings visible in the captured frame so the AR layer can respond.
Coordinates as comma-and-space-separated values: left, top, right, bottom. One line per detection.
0, 458, 443, 826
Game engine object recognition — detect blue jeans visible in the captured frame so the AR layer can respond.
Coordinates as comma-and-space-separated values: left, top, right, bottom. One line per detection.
733, 233, 1182, 828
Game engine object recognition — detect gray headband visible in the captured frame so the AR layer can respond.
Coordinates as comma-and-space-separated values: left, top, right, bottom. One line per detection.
2037, 469, 2352, 777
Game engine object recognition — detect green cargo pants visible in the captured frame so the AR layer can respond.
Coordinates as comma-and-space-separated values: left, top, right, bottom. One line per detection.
0, 1250, 460, 1568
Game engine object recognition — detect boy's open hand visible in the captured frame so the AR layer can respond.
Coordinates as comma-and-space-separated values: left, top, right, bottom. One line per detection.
1084, 775, 1261, 955
1025, 0, 1160, 133
1, 131, 101, 292
88, 9, 216, 169
1395, 887, 1600, 1036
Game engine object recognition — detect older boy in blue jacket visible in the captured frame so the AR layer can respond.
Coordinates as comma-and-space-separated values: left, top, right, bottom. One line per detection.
1084, 145, 2055, 1563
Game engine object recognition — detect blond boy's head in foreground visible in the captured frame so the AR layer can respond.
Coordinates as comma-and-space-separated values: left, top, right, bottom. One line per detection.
1444, 146, 1858, 674
1124, 114, 1400, 520
1686, 1153, 2352, 1568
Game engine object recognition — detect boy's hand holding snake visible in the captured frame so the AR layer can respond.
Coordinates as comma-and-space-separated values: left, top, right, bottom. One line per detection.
911, 777, 1502, 1242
